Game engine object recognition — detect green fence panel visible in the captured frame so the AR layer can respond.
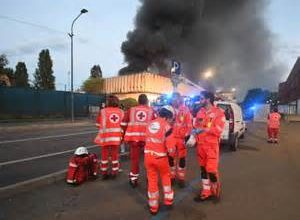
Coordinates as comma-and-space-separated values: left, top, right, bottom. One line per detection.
0, 87, 105, 118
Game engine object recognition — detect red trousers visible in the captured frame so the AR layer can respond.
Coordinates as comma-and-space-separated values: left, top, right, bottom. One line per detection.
144, 154, 174, 213
197, 143, 221, 198
268, 127, 279, 139
129, 141, 145, 181
174, 137, 187, 158
100, 145, 119, 175
197, 143, 219, 174
166, 135, 187, 180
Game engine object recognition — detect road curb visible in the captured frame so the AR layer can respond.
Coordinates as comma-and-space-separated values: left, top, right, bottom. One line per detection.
0, 169, 67, 199
0, 152, 130, 199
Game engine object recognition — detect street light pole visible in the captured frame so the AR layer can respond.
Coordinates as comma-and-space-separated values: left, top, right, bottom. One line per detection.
69, 9, 88, 122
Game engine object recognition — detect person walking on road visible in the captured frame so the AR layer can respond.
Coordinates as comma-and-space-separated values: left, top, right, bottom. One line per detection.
193, 91, 225, 202
144, 105, 176, 215
167, 92, 193, 187
267, 107, 281, 144
124, 94, 156, 188
94, 95, 126, 180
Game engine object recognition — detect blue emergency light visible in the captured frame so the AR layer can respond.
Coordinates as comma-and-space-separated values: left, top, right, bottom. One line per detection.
250, 105, 257, 111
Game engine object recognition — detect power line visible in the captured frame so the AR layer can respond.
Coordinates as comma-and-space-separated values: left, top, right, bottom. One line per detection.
0, 14, 66, 35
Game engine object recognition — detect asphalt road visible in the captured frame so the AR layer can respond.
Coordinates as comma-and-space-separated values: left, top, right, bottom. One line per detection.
1, 122, 300, 220
0, 122, 99, 187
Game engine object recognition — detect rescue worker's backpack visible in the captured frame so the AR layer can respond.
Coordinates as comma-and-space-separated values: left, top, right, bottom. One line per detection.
87, 153, 99, 177
66, 153, 99, 185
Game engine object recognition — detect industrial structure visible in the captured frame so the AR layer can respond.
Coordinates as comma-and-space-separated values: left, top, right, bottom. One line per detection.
101, 72, 204, 102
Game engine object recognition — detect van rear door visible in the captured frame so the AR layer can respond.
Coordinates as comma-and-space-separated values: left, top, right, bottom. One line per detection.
232, 104, 245, 136
216, 103, 232, 141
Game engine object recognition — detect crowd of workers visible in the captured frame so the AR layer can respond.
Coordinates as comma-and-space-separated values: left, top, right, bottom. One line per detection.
66, 91, 281, 215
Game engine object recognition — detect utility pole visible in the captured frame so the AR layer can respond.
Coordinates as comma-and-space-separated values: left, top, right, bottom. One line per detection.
68, 9, 88, 122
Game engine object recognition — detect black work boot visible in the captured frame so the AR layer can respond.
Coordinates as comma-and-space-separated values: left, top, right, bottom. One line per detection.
148, 205, 159, 215
150, 210, 158, 215
193, 194, 213, 202
178, 180, 185, 188
129, 180, 138, 188
102, 174, 109, 180
110, 174, 117, 180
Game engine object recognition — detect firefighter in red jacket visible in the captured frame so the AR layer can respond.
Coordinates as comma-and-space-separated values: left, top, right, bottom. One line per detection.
94, 95, 125, 180
267, 107, 281, 143
193, 91, 225, 202
168, 92, 192, 187
144, 105, 176, 215
124, 94, 155, 187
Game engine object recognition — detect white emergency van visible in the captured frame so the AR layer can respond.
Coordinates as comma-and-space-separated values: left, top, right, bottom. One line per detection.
215, 101, 246, 151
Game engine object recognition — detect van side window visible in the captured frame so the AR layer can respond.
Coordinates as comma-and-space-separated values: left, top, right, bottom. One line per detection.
217, 104, 230, 120
224, 108, 230, 120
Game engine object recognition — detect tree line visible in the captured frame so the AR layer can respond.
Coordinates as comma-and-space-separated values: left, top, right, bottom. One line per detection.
1, 49, 105, 94
0, 49, 55, 90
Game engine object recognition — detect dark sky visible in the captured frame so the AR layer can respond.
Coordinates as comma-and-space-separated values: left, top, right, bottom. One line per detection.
120, 0, 287, 99
1, 0, 299, 96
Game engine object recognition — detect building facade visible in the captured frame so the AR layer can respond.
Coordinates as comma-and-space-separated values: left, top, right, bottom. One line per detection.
278, 57, 300, 114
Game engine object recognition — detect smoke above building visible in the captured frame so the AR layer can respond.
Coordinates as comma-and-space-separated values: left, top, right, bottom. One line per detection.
119, 0, 284, 97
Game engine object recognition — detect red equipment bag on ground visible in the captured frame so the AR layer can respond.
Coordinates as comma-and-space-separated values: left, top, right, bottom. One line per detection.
66, 153, 99, 185
87, 153, 99, 177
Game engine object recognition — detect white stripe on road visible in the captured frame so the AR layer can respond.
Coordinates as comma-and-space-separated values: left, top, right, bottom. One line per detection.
0, 145, 98, 167
0, 155, 130, 193
0, 130, 97, 145
0, 145, 130, 167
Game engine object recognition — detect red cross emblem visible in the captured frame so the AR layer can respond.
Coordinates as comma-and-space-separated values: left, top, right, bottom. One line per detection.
109, 114, 120, 123
136, 111, 147, 122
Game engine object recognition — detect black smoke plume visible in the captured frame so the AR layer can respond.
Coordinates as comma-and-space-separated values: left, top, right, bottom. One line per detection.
120, 0, 284, 97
